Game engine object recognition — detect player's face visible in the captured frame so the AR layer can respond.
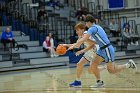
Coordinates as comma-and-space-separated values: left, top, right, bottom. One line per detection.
76, 28, 83, 36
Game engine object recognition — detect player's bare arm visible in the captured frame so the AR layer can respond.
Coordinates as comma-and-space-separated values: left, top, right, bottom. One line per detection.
68, 34, 90, 50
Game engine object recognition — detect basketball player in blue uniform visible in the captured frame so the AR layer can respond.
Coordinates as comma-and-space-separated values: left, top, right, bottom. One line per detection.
60, 22, 106, 87
69, 15, 137, 87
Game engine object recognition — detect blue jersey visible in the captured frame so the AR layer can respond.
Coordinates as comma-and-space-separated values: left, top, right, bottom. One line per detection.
87, 24, 115, 62
87, 24, 110, 48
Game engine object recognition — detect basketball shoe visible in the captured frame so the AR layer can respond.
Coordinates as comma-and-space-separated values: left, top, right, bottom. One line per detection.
127, 59, 137, 70
90, 80, 104, 88
69, 80, 82, 87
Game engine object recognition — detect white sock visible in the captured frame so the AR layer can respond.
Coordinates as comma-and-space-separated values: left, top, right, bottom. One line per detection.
76, 78, 81, 81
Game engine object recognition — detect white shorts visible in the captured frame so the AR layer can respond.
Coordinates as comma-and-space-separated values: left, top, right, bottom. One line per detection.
83, 49, 96, 63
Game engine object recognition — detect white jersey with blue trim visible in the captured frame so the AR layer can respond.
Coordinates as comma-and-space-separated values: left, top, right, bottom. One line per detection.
87, 24, 110, 48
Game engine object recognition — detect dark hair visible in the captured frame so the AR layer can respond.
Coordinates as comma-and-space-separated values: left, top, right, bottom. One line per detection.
85, 14, 96, 23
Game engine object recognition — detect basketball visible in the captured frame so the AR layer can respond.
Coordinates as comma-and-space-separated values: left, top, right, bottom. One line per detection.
56, 45, 67, 55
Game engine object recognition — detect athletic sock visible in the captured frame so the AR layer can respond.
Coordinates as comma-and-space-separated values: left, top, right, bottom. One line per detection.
125, 63, 131, 68
76, 78, 81, 81
97, 80, 101, 83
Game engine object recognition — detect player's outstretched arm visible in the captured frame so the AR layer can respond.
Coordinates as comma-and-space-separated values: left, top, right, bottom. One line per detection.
59, 44, 74, 47
68, 34, 90, 50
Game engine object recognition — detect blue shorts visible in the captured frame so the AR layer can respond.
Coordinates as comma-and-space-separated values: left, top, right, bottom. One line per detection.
96, 45, 115, 63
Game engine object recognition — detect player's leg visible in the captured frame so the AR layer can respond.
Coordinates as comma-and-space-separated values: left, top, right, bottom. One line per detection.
76, 57, 88, 80
107, 59, 137, 74
69, 57, 88, 87
87, 50, 106, 74
107, 62, 126, 73
105, 46, 137, 74
89, 54, 105, 87
69, 56, 106, 87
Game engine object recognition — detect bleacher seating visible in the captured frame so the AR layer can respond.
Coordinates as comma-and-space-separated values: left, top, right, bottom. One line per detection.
0, 61, 13, 68
0, 25, 69, 71
30, 57, 69, 65
127, 45, 140, 50
136, 50, 140, 55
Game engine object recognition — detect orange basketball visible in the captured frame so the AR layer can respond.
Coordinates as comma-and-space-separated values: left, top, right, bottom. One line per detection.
56, 45, 67, 55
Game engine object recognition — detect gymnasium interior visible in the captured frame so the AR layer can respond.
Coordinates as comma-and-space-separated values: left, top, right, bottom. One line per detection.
0, 0, 140, 93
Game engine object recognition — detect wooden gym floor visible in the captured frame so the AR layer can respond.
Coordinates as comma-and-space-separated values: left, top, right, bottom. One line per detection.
0, 58, 140, 93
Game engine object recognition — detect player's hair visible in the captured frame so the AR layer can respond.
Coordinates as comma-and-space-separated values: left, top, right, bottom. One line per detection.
74, 22, 86, 30
85, 14, 96, 23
